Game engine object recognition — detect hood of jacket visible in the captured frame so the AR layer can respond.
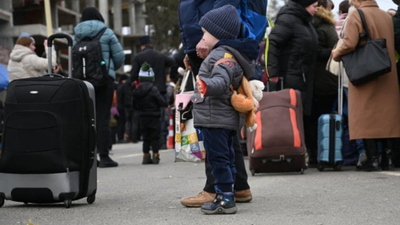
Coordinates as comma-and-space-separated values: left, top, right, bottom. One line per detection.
314, 6, 336, 27
74, 20, 107, 40
213, 38, 259, 79
277, 1, 313, 23
10, 45, 34, 62
132, 82, 154, 98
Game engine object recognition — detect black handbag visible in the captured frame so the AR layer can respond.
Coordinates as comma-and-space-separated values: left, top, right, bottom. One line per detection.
341, 9, 391, 86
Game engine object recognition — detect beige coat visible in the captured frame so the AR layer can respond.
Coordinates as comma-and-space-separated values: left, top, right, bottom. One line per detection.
332, 1, 400, 140
8, 45, 56, 82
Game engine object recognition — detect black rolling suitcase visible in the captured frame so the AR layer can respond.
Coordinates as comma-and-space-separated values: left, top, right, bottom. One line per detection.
0, 33, 97, 208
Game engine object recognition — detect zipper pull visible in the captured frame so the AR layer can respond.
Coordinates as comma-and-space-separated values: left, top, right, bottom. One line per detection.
83, 58, 86, 78
302, 72, 306, 83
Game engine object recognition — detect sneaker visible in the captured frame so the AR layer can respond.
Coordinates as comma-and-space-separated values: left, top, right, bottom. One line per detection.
152, 153, 160, 164
235, 189, 252, 203
181, 191, 215, 207
201, 193, 237, 214
142, 153, 153, 164
98, 155, 118, 168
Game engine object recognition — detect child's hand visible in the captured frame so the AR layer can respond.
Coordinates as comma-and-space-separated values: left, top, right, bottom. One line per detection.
196, 76, 204, 98
196, 39, 209, 59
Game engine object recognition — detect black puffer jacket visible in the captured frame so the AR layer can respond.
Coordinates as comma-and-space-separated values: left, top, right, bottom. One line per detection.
131, 82, 167, 117
267, 1, 318, 115
313, 6, 338, 96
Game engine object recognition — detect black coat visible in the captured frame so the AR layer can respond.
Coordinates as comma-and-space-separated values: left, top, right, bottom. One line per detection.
267, 1, 318, 115
313, 7, 338, 96
131, 82, 167, 117
117, 82, 134, 109
130, 46, 176, 94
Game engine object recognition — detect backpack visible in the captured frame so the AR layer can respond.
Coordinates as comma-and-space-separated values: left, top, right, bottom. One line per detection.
238, 0, 268, 42
72, 27, 109, 88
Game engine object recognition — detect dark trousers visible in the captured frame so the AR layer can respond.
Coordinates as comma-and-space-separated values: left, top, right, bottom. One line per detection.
125, 108, 140, 142
201, 128, 237, 192
117, 106, 126, 141
96, 77, 114, 156
140, 116, 161, 154
189, 52, 249, 192
363, 138, 393, 159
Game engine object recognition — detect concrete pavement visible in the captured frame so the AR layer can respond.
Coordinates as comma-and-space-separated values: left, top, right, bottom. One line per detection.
1, 142, 400, 225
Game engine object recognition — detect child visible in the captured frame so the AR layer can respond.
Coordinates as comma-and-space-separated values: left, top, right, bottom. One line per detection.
192, 5, 259, 214
132, 67, 167, 164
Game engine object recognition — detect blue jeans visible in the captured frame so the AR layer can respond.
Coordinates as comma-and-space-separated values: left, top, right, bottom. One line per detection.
201, 128, 237, 192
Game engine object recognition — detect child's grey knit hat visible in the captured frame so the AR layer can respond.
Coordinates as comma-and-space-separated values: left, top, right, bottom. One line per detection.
199, 5, 240, 40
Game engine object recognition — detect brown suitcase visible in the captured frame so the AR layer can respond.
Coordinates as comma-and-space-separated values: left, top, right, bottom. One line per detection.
246, 88, 307, 175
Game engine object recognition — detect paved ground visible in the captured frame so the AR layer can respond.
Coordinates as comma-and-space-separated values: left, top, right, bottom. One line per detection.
1, 142, 400, 225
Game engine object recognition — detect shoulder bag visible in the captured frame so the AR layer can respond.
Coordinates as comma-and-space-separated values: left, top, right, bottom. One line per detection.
341, 9, 391, 86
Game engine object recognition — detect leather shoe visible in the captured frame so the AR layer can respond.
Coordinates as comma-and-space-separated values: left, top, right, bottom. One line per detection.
181, 191, 215, 207
99, 155, 118, 168
235, 189, 252, 203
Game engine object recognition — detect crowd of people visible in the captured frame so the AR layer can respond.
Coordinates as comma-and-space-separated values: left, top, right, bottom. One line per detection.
3, 0, 400, 215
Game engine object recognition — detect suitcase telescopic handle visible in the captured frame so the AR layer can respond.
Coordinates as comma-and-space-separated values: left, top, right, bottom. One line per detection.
47, 33, 73, 78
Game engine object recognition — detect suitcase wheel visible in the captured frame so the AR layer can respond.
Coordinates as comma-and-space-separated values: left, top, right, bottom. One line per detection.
64, 199, 72, 208
317, 163, 325, 172
0, 197, 4, 208
87, 194, 96, 204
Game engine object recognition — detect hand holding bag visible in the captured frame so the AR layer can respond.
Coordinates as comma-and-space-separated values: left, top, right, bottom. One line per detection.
326, 39, 344, 76
174, 71, 205, 162
341, 9, 391, 86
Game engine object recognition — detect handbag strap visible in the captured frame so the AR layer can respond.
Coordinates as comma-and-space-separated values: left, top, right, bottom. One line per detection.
179, 70, 196, 94
357, 9, 371, 42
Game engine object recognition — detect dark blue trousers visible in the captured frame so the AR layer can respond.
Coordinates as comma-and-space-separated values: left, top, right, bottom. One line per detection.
201, 128, 237, 192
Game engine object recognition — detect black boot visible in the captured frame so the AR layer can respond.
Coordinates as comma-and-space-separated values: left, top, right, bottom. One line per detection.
201, 186, 237, 214
381, 148, 393, 171
142, 153, 153, 164
358, 139, 379, 172
152, 153, 160, 164
99, 155, 118, 168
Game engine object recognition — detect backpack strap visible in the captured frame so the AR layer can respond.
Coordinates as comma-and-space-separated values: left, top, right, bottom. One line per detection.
94, 27, 107, 40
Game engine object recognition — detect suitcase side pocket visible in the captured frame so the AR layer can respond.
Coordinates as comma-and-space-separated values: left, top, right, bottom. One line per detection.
0, 111, 64, 173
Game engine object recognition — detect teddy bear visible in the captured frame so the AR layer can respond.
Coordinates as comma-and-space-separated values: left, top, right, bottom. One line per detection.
230, 77, 265, 132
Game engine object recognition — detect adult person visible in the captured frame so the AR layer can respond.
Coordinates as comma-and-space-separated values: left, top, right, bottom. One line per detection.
335, 3, 367, 168
178, 0, 260, 207
267, 0, 319, 165
8, 37, 57, 82
74, 7, 125, 168
332, 0, 400, 171
310, 0, 338, 164
129, 36, 177, 149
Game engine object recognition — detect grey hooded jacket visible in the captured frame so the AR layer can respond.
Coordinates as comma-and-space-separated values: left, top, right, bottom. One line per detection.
192, 45, 254, 130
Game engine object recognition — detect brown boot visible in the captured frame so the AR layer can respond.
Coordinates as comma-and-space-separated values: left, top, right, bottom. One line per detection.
181, 191, 215, 207
235, 189, 252, 203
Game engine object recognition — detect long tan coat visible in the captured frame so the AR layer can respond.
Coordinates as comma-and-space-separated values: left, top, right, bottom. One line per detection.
332, 1, 400, 140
